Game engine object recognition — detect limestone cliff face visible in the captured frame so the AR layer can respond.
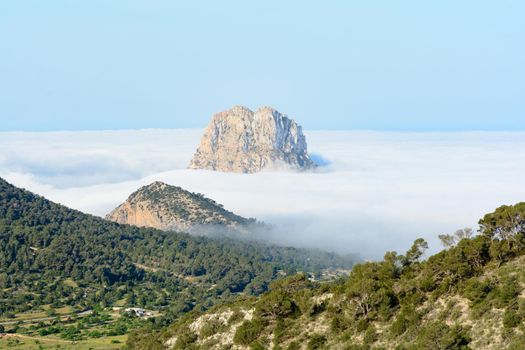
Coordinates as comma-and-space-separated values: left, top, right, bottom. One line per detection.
188, 106, 316, 173
106, 181, 252, 233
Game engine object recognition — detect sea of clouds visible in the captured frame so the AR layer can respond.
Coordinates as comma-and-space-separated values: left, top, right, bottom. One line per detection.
1, 130, 524, 260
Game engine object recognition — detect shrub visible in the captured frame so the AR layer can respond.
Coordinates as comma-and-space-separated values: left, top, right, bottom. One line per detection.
228, 309, 244, 325
309, 301, 327, 317
503, 308, 521, 328
173, 327, 198, 350
507, 334, 525, 350
390, 304, 420, 338
87, 330, 103, 338
411, 322, 470, 350
364, 325, 377, 344
287, 341, 300, 350
307, 334, 327, 349
331, 314, 351, 333
463, 278, 493, 305
60, 326, 81, 341
496, 278, 520, 307
250, 340, 266, 350
356, 319, 369, 332
273, 318, 285, 345
390, 315, 408, 337
233, 318, 267, 345
469, 300, 491, 319
256, 290, 300, 319
200, 319, 225, 338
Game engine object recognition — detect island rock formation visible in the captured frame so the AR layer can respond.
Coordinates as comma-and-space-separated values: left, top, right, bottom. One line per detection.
188, 106, 316, 173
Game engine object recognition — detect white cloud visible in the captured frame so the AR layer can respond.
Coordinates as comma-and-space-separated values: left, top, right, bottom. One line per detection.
1, 130, 525, 260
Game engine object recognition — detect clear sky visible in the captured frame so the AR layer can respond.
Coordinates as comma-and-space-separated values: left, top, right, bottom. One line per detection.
0, 1, 523, 131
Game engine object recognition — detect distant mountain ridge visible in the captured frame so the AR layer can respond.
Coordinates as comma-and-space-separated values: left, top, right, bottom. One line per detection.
189, 106, 316, 173
106, 181, 256, 234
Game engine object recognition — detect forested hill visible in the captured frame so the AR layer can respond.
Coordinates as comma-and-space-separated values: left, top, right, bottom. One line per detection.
0, 177, 354, 323
135, 203, 525, 350
105, 180, 257, 234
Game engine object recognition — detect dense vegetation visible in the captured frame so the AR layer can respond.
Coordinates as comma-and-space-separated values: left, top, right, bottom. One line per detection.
5, 174, 524, 349
0, 178, 353, 334
139, 202, 525, 349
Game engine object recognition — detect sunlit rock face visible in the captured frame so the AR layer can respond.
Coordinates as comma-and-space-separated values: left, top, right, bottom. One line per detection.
106, 181, 251, 233
188, 106, 316, 173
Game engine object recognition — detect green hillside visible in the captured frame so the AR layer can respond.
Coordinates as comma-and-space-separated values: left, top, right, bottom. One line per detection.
135, 203, 525, 350
0, 178, 354, 345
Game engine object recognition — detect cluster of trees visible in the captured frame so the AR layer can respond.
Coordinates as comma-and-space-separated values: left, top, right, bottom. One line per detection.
0, 178, 353, 328
136, 202, 525, 349
6, 309, 144, 342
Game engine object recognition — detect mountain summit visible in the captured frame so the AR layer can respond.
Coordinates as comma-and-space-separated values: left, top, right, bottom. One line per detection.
188, 106, 316, 173
106, 181, 253, 233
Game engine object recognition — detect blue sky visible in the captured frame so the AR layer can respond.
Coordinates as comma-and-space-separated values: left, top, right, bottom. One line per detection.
0, 1, 523, 131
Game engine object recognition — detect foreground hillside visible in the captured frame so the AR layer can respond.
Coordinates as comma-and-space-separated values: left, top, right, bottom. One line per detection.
0, 178, 354, 346
132, 203, 525, 350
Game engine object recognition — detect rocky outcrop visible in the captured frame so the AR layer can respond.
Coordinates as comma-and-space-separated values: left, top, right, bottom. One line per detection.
106, 181, 253, 233
188, 106, 316, 173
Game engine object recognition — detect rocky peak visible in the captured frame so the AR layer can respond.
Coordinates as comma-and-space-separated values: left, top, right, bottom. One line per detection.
105, 181, 253, 233
188, 106, 316, 173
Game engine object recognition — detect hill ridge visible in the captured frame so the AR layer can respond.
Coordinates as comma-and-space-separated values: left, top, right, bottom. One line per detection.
106, 181, 255, 234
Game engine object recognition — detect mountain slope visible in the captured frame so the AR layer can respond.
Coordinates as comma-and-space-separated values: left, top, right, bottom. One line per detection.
106, 181, 255, 234
131, 203, 525, 350
0, 177, 354, 325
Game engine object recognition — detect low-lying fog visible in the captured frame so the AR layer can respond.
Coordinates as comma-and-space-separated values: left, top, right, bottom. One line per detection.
2, 130, 524, 260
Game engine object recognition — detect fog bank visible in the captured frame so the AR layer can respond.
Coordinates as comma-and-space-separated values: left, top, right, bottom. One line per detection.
1, 130, 524, 259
